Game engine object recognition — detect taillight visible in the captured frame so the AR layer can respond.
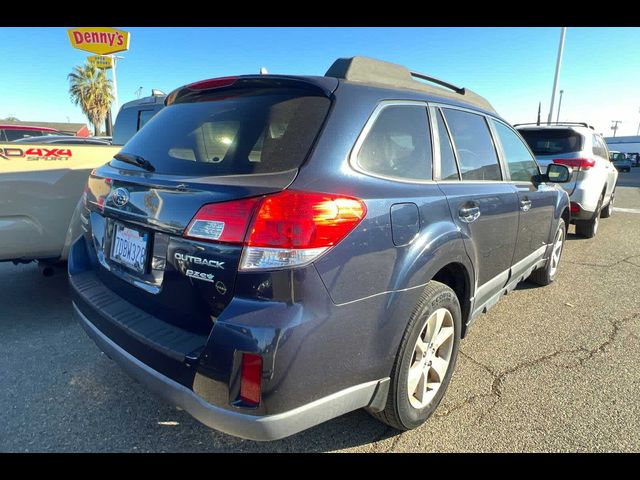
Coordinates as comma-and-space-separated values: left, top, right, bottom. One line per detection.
184, 197, 260, 243
242, 191, 366, 270
239, 353, 262, 407
183, 190, 367, 270
570, 202, 581, 214
86, 175, 112, 211
553, 158, 595, 170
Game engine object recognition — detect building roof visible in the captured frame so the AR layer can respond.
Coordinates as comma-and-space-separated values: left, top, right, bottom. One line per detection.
604, 135, 640, 143
2, 120, 89, 135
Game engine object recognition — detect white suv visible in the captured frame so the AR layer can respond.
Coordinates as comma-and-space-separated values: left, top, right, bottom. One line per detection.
516, 122, 618, 238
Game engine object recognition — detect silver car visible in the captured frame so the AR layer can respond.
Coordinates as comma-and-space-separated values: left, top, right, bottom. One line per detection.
516, 122, 618, 238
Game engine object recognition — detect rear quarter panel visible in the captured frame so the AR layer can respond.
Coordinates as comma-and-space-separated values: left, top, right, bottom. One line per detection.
0, 143, 121, 261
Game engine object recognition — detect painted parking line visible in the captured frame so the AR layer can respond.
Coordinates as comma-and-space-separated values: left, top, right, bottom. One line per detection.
614, 207, 640, 214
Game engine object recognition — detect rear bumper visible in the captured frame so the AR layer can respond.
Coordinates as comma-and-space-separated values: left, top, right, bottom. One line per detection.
75, 302, 385, 441
569, 185, 605, 220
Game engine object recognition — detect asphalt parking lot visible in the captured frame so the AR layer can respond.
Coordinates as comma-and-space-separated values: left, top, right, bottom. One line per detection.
1, 170, 639, 453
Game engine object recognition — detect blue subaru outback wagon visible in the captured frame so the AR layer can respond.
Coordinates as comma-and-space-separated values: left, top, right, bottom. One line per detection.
70, 57, 572, 440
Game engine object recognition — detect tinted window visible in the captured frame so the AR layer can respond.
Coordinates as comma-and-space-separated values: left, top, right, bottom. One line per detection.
116, 89, 331, 176
518, 128, 583, 155
112, 107, 137, 145
492, 120, 539, 182
357, 105, 432, 181
138, 109, 156, 130
443, 109, 501, 181
4, 129, 45, 141
436, 109, 459, 180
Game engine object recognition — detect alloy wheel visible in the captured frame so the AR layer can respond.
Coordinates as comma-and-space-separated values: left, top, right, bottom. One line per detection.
549, 225, 564, 277
407, 308, 455, 409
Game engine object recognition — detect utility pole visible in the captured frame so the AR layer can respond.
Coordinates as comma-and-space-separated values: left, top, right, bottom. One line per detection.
548, 27, 567, 125
135, 86, 143, 99
611, 120, 622, 138
537, 102, 541, 125
556, 90, 564, 123
637, 107, 640, 136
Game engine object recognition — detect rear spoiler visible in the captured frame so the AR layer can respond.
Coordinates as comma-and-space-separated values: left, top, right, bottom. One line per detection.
165, 75, 338, 106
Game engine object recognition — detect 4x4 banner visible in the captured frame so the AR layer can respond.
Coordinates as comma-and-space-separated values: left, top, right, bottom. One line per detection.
67, 27, 130, 55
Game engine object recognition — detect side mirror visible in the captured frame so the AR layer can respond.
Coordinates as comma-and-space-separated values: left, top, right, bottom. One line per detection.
546, 164, 572, 183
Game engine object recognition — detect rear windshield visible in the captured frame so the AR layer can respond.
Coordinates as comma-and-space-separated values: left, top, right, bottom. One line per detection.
518, 129, 583, 155
3, 129, 50, 141
113, 88, 331, 176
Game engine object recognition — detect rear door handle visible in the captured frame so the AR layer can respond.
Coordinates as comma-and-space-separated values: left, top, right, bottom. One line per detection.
458, 205, 481, 223
520, 199, 532, 212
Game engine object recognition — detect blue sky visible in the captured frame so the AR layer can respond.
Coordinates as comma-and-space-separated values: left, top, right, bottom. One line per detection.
1, 27, 639, 136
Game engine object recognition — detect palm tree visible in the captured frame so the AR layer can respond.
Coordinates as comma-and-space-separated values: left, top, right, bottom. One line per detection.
68, 63, 114, 136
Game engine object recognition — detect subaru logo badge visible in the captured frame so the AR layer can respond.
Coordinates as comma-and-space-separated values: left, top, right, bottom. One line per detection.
112, 187, 130, 208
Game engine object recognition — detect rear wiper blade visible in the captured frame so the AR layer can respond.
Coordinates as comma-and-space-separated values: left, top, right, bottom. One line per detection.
114, 152, 155, 172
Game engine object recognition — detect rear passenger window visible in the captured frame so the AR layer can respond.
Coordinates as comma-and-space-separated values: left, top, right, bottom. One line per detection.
357, 105, 432, 181
592, 135, 607, 158
138, 110, 156, 130
491, 120, 539, 182
443, 109, 501, 181
436, 109, 459, 180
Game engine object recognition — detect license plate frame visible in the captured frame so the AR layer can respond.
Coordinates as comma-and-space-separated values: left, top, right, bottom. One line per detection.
110, 222, 150, 274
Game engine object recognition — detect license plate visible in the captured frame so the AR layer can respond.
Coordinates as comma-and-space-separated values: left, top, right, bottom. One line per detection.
111, 223, 149, 273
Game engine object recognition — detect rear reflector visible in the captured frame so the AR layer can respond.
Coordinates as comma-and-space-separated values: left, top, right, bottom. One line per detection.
184, 190, 367, 270
239, 353, 262, 407
570, 202, 581, 214
553, 158, 595, 170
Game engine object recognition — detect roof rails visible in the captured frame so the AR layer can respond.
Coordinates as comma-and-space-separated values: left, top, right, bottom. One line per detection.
410, 71, 465, 95
324, 56, 496, 114
514, 121, 595, 130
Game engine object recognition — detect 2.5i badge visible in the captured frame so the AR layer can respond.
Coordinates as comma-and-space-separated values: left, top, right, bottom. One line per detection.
185, 269, 215, 283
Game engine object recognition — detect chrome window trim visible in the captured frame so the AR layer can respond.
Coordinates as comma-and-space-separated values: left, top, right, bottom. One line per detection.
348, 100, 436, 185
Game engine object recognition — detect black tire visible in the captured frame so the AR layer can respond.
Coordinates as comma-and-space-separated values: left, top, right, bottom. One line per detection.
370, 280, 461, 431
575, 194, 603, 238
600, 190, 614, 218
529, 218, 566, 286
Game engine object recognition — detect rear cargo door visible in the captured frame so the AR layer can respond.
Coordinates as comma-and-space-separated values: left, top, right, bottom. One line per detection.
84, 81, 333, 335
517, 128, 585, 196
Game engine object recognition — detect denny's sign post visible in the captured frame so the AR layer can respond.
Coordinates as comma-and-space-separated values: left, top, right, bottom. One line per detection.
67, 27, 130, 116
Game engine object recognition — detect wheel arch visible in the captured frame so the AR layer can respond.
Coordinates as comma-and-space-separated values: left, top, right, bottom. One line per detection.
430, 261, 473, 338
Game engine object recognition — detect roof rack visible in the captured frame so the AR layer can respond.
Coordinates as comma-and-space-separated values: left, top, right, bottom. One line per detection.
410, 71, 465, 95
514, 121, 595, 130
324, 56, 495, 114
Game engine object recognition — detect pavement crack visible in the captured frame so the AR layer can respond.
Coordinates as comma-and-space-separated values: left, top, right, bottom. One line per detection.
442, 311, 638, 425
564, 254, 640, 269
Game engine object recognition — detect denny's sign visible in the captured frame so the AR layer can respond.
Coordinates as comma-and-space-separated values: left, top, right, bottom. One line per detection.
67, 27, 130, 55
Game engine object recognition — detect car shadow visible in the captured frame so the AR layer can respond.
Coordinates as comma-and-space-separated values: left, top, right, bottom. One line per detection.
0, 261, 402, 452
